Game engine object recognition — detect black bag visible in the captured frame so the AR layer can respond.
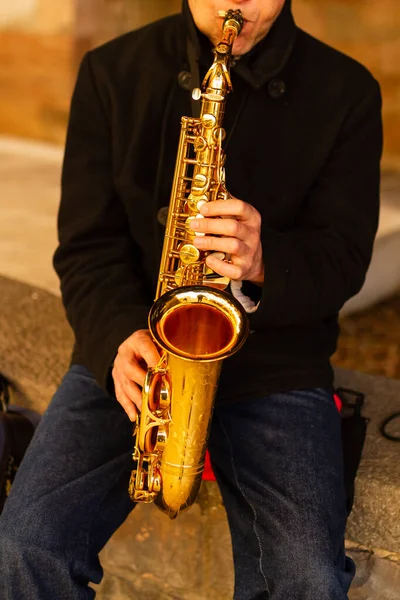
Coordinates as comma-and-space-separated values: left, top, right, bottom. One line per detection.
336, 387, 369, 516
0, 375, 38, 513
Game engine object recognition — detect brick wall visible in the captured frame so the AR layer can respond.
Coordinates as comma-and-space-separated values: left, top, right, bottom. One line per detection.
0, 0, 399, 168
0, 0, 75, 143
0, 0, 180, 144
0, 0, 73, 33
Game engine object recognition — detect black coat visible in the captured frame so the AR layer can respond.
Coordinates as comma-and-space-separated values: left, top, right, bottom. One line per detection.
54, 0, 382, 403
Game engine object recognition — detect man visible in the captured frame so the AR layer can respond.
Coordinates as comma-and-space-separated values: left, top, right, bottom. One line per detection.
0, 1, 382, 598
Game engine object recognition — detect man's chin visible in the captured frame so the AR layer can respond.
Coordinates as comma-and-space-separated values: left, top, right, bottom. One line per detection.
232, 39, 254, 57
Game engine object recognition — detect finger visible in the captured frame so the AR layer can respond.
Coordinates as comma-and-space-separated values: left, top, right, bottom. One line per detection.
114, 379, 139, 421
121, 332, 161, 368
118, 356, 147, 387
205, 254, 244, 280
193, 235, 246, 256
138, 339, 161, 369
190, 216, 247, 239
113, 361, 144, 408
199, 199, 253, 220
122, 377, 143, 410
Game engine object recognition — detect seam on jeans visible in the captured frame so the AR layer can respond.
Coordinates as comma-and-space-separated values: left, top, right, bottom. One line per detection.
219, 418, 270, 597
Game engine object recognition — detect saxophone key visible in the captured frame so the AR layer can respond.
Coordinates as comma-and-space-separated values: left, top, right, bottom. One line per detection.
194, 136, 208, 152
213, 127, 226, 142
196, 199, 208, 212
192, 88, 202, 101
201, 113, 217, 128
191, 173, 208, 193
185, 214, 205, 236
187, 193, 208, 212
179, 243, 201, 264
174, 266, 185, 286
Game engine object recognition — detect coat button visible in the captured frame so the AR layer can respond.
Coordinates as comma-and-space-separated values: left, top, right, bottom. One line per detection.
268, 79, 286, 99
178, 70, 192, 91
157, 206, 169, 226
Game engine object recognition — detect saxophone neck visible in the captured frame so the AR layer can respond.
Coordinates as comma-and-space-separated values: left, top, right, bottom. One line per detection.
201, 9, 244, 98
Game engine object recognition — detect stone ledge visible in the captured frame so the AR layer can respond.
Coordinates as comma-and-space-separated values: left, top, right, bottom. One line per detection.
334, 369, 400, 553
1, 274, 400, 598
0, 275, 73, 413
346, 541, 400, 600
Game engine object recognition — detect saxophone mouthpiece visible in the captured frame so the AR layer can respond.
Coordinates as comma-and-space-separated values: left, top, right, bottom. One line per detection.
221, 9, 244, 35
218, 9, 244, 18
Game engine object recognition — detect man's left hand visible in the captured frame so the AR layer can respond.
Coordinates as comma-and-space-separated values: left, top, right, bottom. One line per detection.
189, 197, 264, 284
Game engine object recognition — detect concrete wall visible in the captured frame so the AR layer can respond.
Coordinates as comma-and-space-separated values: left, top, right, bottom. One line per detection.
0, 0, 399, 167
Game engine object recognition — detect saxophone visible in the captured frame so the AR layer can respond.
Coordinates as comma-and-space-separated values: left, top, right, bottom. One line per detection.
128, 9, 248, 519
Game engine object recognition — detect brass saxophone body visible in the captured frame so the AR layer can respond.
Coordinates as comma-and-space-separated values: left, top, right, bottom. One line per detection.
128, 10, 248, 519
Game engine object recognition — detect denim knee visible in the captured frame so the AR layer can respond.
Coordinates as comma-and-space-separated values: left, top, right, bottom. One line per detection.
0, 497, 64, 559
266, 545, 353, 600
0, 516, 96, 600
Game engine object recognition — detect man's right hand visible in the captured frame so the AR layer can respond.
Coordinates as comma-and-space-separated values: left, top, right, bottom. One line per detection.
112, 330, 160, 421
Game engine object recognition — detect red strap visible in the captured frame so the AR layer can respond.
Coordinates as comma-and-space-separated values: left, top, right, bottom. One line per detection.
203, 448, 216, 481
334, 393, 343, 412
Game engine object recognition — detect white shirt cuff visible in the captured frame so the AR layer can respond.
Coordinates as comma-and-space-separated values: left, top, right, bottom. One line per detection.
230, 280, 260, 314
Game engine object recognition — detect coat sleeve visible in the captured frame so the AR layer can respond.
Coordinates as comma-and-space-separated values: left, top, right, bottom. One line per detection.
251, 77, 383, 331
53, 52, 151, 393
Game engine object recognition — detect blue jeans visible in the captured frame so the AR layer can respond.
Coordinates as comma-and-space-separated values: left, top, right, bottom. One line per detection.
0, 365, 354, 599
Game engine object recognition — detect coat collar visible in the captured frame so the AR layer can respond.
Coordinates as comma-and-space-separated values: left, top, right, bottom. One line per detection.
181, 0, 297, 90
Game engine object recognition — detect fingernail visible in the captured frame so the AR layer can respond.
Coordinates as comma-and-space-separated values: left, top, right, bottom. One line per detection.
190, 219, 199, 229
199, 203, 208, 215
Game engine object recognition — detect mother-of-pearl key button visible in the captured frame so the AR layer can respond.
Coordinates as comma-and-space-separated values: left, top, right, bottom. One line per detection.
197, 200, 207, 212
192, 173, 208, 193
185, 214, 205, 236
202, 113, 216, 128
192, 88, 202, 101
